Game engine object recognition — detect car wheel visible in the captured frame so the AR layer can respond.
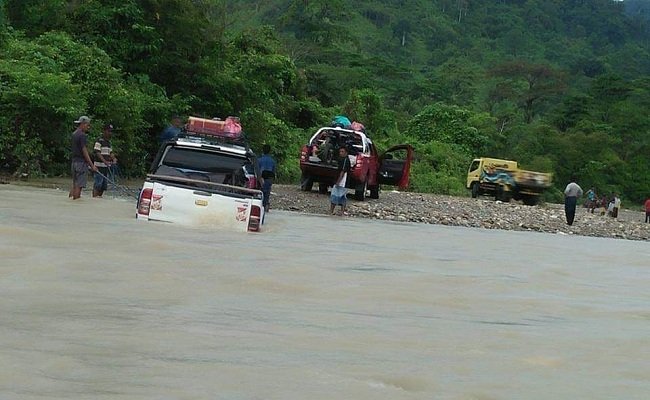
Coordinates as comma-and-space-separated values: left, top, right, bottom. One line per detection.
355, 178, 368, 201
369, 184, 379, 199
300, 174, 313, 192
471, 182, 479, 198
318, 182, 328, 194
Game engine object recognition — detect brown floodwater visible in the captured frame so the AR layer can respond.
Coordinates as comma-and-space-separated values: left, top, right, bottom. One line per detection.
1, 185, 649, 399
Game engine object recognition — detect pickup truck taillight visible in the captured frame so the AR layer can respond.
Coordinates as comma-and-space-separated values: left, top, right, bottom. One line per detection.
248, 205, 261, 232
138, 188, 153, 216
355, 154, 363, 168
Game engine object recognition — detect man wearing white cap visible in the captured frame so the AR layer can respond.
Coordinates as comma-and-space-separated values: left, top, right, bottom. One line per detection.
69, 116, 98, 199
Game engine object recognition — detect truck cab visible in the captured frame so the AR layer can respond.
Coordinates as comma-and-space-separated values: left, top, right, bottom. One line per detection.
467, 157, 551, 205
136, 119, 264, 232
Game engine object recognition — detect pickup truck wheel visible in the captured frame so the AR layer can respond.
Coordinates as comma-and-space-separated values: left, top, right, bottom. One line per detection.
355, 178, 368, 201
318, 182, 328, 194
522, 195, 539, 206
369, 185, 379, 199
300, 174, 313, 192
471, 182, 479, 198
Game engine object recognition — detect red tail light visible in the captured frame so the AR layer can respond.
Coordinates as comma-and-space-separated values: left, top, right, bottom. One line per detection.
355, 154, 363, 168
138, 188, 153, 215
248, 205, 261, 232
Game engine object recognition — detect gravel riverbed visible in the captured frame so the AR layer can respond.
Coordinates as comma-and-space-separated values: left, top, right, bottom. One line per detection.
270, 185, 650, 241
3, 178, 648, 241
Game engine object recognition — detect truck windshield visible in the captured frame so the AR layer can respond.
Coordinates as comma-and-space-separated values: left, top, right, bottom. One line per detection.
155, 147, 254, 186
160, 147, 247, 172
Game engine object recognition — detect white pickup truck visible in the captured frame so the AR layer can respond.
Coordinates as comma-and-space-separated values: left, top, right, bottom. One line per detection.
136, 133, 264, 232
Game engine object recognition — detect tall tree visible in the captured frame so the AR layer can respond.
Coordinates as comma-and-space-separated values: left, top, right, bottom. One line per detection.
489, 60, 567, 123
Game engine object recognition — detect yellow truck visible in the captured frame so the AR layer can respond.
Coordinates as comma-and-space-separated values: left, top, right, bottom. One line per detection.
466, 157, 552, 205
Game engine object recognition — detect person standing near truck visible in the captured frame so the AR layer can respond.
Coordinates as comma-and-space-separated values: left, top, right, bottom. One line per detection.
645, 197, 650, 223
330, 146, 351, 216
564, 176, 583, 226
159, 115, 182, 144
69, 116, 98, 200
258, 144, 276, 213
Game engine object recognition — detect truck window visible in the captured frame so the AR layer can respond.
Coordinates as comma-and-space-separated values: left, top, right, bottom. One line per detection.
156, 147, 253, 186
469, 160, 480, 173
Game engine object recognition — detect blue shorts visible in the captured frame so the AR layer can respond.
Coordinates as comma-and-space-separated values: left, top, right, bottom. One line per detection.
94, 168, 108, 191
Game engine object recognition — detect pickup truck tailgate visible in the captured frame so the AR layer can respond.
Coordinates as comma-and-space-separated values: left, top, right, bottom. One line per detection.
144, 178, 258, 232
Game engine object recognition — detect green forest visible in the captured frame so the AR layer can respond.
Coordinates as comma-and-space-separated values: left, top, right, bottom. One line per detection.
1, 0, 649, 203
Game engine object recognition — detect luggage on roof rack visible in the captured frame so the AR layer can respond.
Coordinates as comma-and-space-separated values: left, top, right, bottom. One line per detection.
186, 116, 243, 139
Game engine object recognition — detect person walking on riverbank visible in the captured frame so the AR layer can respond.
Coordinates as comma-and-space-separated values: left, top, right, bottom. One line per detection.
645, 197, 650, 223
258, 144, 276, 213
69, 116, 98, 200
611, 194, 621, 218
564, 176, 583, 226
330, 146, 351, 216
586, 187, 597, 213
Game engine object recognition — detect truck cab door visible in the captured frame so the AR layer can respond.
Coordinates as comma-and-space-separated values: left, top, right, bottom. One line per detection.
378, 145, 413, 189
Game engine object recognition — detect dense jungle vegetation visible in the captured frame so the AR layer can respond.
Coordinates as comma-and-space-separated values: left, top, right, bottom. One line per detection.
1, 0, 649, 203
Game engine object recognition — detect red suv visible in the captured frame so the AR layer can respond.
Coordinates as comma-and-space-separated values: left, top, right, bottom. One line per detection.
299, 127, 413, 200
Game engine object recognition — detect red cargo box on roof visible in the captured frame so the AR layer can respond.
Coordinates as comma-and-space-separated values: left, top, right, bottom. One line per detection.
187, 116, 242, 139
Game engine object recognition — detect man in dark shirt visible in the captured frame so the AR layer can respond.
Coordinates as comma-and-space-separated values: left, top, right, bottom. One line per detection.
159, 115, 182, 143
69, 116, 98, 200
258, 144, 276, 212
329, 146, 351, 216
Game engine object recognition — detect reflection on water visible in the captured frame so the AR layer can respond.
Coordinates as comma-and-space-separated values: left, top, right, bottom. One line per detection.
1, 185, 649, 399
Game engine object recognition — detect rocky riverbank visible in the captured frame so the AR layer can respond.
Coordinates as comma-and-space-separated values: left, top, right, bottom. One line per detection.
270, 185, 650, 241
3, 177, 649, 241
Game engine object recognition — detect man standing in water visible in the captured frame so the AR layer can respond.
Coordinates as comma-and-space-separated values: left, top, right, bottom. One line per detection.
69, 116, 98, 200
258, 144, 276, 213
329, 146, 351, 216
564, 176, 583, 226
92, 124, 117, 198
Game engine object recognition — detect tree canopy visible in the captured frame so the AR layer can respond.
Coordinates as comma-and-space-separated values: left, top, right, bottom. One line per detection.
1, 0, 649, 203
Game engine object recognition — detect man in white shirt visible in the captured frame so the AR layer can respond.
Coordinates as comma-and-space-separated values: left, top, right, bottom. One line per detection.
564, 176, 583, 226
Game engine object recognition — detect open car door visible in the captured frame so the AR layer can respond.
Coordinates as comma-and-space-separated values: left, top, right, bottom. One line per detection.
378, 144, 413, 189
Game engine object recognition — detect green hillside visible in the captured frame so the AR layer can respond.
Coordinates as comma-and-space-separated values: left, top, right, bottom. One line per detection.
1, 0, 649, 203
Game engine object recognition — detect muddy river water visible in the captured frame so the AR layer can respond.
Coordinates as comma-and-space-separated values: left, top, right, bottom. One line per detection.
1, 185, 648, 399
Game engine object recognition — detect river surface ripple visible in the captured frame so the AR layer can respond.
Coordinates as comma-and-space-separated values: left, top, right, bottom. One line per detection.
1, 186, 649, 399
